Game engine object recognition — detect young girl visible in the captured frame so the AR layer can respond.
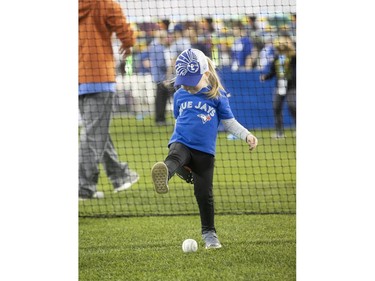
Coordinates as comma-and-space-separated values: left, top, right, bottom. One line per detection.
151, 48, 258, 249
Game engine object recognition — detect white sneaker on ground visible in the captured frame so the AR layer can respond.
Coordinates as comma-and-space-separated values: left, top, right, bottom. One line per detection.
151, 162, 169, 194
114, 170, 140, 193
202, 231, 222, 249
79, 191, 104, 201
271, 132, 286, 139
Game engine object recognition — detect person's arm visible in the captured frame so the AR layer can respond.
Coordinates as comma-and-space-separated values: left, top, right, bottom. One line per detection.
106, 1, 136, 58
244, 55, 253, 70
221, 118, 258, 151
244, 38, 256, 70
166, 55, 176, 82
260, 56, 277, 81
288, 55, 296, 88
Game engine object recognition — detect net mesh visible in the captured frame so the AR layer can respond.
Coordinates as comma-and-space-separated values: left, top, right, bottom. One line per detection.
79, 0, 296, 217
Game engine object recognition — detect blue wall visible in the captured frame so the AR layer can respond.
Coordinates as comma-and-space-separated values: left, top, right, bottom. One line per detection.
218, 67, 295, 130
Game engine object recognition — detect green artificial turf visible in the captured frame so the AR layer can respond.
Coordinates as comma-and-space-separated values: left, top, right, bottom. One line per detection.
79, 214, 296, 281
79, 115, 296, 280
79, 115, 296, 217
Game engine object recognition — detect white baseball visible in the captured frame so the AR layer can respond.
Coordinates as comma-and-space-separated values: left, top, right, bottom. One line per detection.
182, 239, 198, 253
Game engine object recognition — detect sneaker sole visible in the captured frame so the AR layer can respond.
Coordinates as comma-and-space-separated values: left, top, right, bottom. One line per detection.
151, 162, 169, 194
114, 174, 140, 193
205, 244, 222, 249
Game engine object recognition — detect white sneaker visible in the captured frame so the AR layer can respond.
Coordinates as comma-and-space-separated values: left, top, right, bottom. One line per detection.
114, 170, 140, 193
151, 162, 169, 194
79, 191, 104, 201
271, 132, 285, 139
202, 231, 222, 249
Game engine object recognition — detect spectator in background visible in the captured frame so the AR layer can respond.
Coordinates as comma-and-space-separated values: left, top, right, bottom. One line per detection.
245, 15, 259, 37
260, 36, 296, 139
78, 0, 139, 199
213, 24, 233, 68
166, 23, 191, 79
131, 46, 156, 120
148, 29, 174, 126
258, 34, 275, 71
290, 13, 296, 42
169, 23, 192, 58
230, 21, 256, 71
216, 37, 232, 67
185, 26, 210, 57
197, 18, 215, 58
159, 19, 171, 31
245, 15, 262, 66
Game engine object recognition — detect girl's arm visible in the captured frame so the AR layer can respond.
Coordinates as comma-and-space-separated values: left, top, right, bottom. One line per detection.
221, 118, 258, 151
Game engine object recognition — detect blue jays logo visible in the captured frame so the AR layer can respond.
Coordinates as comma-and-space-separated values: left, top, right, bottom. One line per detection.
187, 61, 199, 73
175, 49, 200, 76
197, 114, 212, 124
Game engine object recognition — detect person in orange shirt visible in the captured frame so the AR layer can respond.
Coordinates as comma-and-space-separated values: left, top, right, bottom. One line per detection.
79, 0, 139, 199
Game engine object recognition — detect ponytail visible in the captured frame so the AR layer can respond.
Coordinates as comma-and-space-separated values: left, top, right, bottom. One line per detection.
204, 57, 225, 99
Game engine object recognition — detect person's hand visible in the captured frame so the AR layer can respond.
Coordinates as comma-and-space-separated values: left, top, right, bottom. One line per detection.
260, 75, 266, 82
162, 80, 170, 87
162, 80, 174, 91
119, 46, 132, 59
246, 134, 258, 152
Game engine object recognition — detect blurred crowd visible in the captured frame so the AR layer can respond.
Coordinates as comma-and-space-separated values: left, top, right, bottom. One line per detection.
111, 13, 296, 120
116, 13, 296, 73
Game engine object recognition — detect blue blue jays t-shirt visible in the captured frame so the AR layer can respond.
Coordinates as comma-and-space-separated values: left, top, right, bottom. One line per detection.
168, 87, 234, 156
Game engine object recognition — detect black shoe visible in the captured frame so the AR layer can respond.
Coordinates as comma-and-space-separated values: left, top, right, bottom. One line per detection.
176, 166, 194, 184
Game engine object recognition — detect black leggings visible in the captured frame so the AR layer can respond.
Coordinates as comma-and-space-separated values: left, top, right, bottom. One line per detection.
165, 142, 216, 234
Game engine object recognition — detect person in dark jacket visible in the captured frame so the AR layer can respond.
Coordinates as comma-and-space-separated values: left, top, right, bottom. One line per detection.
260, 36, 296, 138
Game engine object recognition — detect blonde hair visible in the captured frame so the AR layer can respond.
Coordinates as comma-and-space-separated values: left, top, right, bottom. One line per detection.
273, 36, 296, 57
203, 57, 225, 99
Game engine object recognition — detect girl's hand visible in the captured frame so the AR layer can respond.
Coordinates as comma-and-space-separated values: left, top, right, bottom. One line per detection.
246, 134, 258, 152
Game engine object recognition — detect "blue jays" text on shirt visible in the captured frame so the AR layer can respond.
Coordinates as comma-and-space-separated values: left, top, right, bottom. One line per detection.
179, 101, 216, 117
168, 87, 234, 156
